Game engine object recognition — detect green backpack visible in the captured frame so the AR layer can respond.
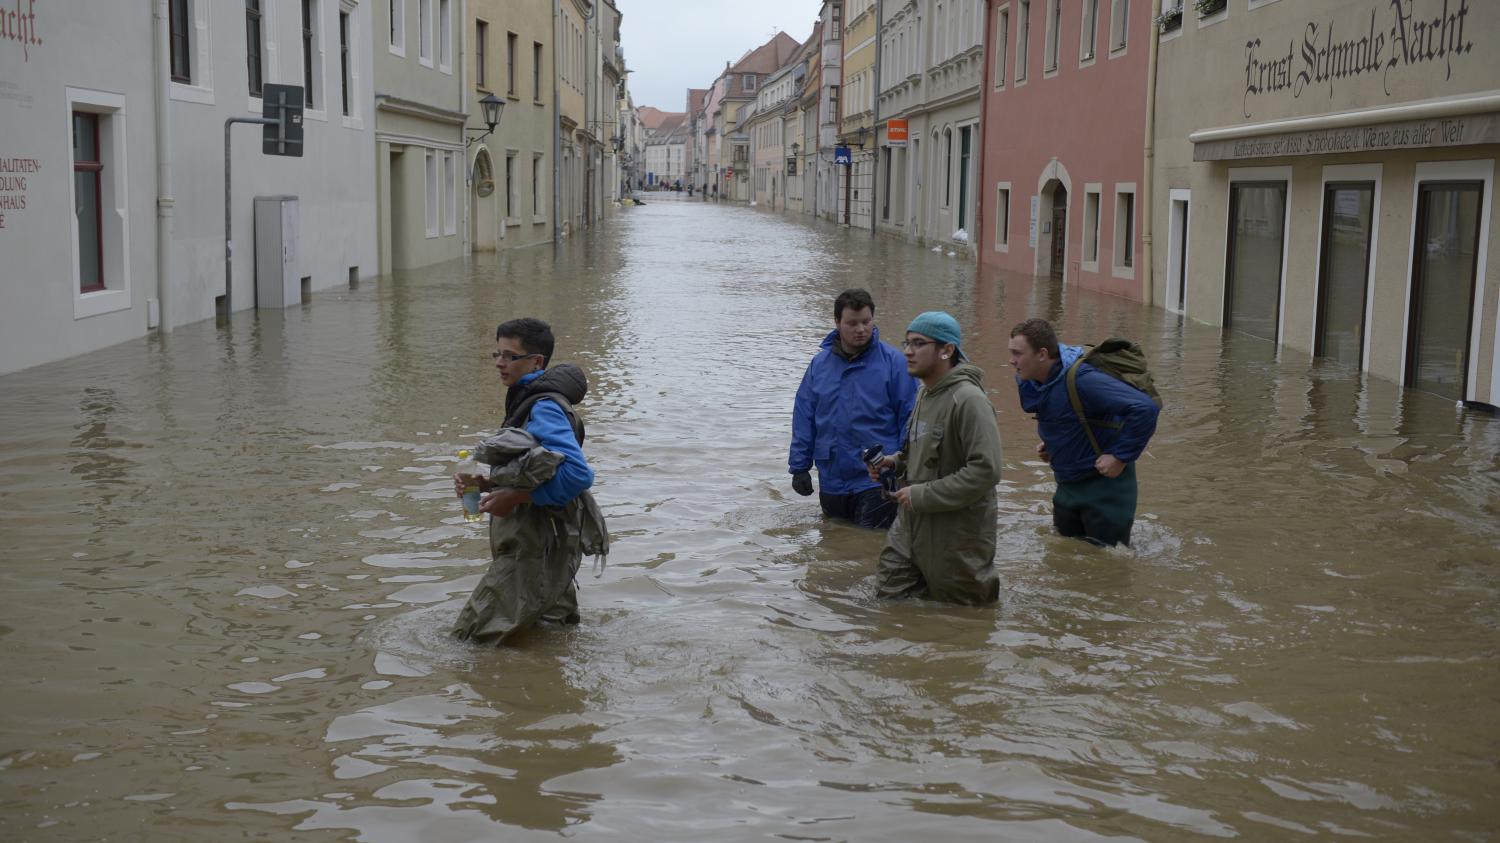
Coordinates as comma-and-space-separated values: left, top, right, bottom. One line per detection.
1065, 338, 1163, 456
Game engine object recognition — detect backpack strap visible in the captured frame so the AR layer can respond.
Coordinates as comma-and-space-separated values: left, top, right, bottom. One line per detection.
1066, 357, 1104, 458
508, 392, 585, 445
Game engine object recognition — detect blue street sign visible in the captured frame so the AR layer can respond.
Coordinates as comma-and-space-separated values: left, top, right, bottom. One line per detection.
834, 146, 851, 165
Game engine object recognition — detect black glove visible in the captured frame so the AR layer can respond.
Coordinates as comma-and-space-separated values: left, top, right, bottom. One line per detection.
791, 471, 814, 497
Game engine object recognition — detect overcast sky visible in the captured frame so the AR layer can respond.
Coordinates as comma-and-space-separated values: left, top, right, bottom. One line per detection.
619, 0, 820, 112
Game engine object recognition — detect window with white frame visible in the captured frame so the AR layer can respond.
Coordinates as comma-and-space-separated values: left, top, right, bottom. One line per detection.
339, 4, 354, 116
168, 0, 215, 102
443, 151, 457, 235
1016, 1, 1030, 81
505, 152, 516, 219
994, 7, 1008, 88
1110, 0, 1129, 51
1044, 0, 1061, 71
1081, 0, 1099, 60
418, 0, 431, 65
389, 0, 404, 54
247, 0, 266, 96
743, 74, 756, 92
169, 0, 193, 82
67, 88, 131, 319
995, 184, 1011, 249
438, 0, 451, 73
1083, 188, 1101, 263
301, 0, 323, 111
425, 149, 438, 236
1114, 187, 1135, 268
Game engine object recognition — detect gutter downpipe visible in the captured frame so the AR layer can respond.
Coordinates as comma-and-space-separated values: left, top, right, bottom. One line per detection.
553, 0, 562, 247
870, 0, 882, 235
459, 0, 470, 257
152, 0, 175, 332
1139, 0, 1162, 307
976, 1, 993, 261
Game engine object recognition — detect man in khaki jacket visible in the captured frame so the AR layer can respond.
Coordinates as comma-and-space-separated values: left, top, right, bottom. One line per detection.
869, 312, 1003, 605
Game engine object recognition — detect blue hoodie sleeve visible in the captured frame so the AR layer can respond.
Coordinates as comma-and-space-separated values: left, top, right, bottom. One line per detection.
789, 360, 817, 473
525, 399, 595, 506
1077, 369, 1159, 463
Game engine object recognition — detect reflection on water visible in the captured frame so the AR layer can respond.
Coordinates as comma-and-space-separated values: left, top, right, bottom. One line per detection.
1, 195, 1498, 841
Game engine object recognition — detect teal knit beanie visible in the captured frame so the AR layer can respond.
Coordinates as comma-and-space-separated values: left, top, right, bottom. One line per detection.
906, 311, 965, 360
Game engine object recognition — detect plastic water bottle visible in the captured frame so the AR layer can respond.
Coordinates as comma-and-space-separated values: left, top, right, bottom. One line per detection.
456, 450, 484, 522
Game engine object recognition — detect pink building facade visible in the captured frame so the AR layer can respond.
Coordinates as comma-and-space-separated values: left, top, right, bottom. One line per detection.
979, 0, 1152, 301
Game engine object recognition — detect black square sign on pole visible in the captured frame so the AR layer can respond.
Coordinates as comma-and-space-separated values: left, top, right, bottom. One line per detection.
261, 84, 305, 157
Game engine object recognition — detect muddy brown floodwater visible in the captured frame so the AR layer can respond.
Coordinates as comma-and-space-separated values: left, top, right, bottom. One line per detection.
2, 195, 1499, 841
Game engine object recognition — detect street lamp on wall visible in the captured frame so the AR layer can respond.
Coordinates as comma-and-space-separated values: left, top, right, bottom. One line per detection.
465, 93, 505, 148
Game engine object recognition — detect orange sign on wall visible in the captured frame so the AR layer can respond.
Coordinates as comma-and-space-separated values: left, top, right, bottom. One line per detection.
887, 119, 908, 147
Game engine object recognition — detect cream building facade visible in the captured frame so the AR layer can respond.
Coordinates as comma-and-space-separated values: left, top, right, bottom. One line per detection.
840, 0, 878, 227
1153, 0, 1500, 407
877, 0, 984, 249
375, 0, 469, 271
468, 0, 553, 251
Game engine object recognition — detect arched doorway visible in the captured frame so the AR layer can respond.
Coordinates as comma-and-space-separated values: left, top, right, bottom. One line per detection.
472, 149, 497, 251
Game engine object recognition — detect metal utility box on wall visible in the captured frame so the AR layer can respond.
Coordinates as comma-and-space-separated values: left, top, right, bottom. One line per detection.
254, 196, 300, 309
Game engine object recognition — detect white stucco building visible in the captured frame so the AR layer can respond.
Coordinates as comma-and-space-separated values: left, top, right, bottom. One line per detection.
0, 0, 378, 375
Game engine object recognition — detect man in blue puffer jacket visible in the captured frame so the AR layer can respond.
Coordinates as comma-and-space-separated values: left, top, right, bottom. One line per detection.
790, 289, 918, 529
1009, 318, 1159, 547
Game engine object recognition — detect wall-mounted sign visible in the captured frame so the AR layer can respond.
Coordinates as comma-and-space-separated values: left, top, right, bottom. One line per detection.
0, 156, 38, 230
1028, 196, 1040, 248
834, 146, 851, 165
887, 119, 908, 148
1195, 111, 1500, 161
1241, 0, 1478, 118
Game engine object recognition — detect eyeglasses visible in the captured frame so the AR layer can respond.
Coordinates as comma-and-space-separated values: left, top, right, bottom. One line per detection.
490, 351, 542, 362
901, 339, 936, 351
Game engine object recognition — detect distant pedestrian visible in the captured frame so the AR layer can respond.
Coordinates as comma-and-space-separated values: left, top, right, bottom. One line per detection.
790, 289, 917, 530
1009, 318, 1159, 547
870, 312, 1002, 604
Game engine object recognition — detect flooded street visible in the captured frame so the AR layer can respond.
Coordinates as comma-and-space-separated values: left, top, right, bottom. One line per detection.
3, 195, 1500, 841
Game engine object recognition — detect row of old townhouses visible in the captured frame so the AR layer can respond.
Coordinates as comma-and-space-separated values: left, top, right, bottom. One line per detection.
678, 0, 1500, 408
1, 0, 635, 374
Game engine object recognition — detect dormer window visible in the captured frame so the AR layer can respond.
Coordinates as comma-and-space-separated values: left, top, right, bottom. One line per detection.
743, 74, 756, 91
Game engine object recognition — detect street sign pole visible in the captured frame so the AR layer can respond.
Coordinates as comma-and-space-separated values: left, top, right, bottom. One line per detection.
222, 85, 304, 319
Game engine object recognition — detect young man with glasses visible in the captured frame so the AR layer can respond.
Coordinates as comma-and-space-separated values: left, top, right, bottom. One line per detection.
867, 312, 1003, 604
789, 289, 918, 530
452, 318, 598, 644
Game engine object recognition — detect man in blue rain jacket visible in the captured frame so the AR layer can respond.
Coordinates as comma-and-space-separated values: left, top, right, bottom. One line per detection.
1010, 318, 1159, 547
789, 289, 918, 530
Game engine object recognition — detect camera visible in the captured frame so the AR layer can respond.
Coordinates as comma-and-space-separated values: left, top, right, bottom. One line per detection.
861, 445, 900, 495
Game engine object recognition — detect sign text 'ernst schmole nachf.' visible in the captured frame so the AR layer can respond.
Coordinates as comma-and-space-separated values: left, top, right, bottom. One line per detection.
1242, 0, 1476, 119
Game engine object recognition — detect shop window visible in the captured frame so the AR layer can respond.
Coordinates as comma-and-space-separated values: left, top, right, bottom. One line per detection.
1407, 181, 1483, 400
1315, 181, 1375, 369
1225, 180, 1287, 342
